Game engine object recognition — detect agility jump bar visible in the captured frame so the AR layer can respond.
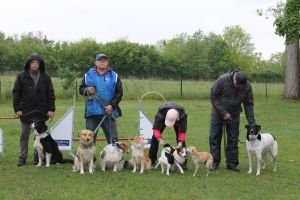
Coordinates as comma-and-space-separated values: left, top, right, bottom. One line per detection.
0, 116, 19, 120
72, 137, 135, 141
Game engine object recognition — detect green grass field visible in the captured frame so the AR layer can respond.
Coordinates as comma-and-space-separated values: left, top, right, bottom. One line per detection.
0, 78, 299, 200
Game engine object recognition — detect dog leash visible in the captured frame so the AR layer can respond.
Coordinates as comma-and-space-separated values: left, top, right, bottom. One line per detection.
85, 93, 116, 144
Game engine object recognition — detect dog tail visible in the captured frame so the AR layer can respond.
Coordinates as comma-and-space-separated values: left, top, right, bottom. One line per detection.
100, 150, 105, 159
69, 152, 77, 158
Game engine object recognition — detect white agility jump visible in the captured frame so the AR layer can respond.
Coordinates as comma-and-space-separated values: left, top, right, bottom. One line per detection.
0, 129, 3, 155
0, 91, 166, 152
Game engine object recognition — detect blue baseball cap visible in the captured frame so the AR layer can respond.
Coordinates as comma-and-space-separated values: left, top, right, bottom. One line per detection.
96, 54, 108, 60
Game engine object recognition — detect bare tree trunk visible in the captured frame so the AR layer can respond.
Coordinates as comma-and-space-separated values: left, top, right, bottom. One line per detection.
284, 41, 300, 99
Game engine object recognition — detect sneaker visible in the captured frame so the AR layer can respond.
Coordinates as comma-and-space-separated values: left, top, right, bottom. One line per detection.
32, 160, 38, 165
227, 165, 240, 172
17, 159, 26, 167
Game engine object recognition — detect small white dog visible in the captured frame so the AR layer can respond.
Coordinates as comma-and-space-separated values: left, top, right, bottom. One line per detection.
186, 146, 213, 176
100, 142, 129, 172
154, 143, 175, 176
130, 136, 152, 173
72, 130, 96, 174
155, 143, 186, 175
245, 124, 278, 176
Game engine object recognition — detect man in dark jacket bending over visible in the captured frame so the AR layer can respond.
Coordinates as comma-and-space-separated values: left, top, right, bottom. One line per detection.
209, 70, 256, 172
149, 102, 188, 169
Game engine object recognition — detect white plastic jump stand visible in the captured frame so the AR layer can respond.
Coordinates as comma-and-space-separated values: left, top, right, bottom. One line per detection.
50, 107, 75, 152
0, 128, 4, 156
138, 91, 166, 148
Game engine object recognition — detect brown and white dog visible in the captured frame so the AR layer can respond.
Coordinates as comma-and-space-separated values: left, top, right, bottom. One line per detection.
245, 124, 278, 176
72, 130, 96, 174
187, 146, 213, 176
100, 142, 129, 172
130, 136, 152, 173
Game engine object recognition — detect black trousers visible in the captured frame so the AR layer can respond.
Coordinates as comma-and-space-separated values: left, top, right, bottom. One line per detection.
209, 117, 240, 168
149, 125, 186, 164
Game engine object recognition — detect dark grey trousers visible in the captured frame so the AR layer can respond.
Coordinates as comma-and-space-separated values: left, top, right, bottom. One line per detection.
209, 117, 240, 168
86, 115, 119, 144
19, 122, 31, 160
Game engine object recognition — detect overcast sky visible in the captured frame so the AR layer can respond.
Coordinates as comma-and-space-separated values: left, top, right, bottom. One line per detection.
0, 0, 285, 59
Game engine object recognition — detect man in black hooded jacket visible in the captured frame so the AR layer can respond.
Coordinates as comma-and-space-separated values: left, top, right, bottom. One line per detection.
209, 70, 256, 172
12, 53, 55, 166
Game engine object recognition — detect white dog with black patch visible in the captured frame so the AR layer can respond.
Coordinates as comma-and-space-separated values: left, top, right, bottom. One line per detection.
154, 143, 175, 176
155, 143, 186, 175
245, 124, 278, 176
100, 142, 129, 172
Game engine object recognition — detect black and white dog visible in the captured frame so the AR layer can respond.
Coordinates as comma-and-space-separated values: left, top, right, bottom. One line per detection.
32, 121, 63, 167
245, 124, 278, 176
154, 143, 186, 175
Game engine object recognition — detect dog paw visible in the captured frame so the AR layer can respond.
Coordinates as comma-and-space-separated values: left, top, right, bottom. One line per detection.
256, 172, 260, 176
46, 165, 50, 167
80, 171, 84, 174
247, 170, 252, 174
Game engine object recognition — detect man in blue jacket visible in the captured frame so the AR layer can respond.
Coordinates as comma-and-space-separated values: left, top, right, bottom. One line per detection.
79, 54, 123, 145
209, 70, 256, 172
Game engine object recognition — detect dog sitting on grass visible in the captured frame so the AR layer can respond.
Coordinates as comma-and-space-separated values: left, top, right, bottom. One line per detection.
72, 129, 96, 174
32, 121, 63, 167
100, 142, 129, 172
130, 136, 152, 173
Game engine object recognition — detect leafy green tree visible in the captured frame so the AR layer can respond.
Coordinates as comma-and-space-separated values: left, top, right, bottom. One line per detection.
258, 0, 300, 98
205, 33, 231, 78
223, 25, 256, 72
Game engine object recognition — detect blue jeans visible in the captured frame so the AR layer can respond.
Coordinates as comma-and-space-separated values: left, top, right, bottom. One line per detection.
209, 117, 240, 167
86, 115, 118, 144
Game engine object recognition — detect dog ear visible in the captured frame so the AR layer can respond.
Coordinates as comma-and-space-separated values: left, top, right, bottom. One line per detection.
256, 125, 261, 131
257, 134, 261, 141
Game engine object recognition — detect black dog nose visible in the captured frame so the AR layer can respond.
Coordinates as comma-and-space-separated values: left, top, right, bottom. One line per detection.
87, 139, 89, 142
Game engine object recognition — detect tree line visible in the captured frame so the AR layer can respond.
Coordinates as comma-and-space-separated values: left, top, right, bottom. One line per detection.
0, 25, 284, 83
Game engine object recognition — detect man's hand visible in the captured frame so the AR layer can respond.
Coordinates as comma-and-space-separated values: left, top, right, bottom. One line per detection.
105, 105, 113, 115
87, 87, 95, 95
223, 113, 232, 120
176, 142, 183, 149
47, 111, 55, 119
16, 111, 22, 117
159, 139, 164, 146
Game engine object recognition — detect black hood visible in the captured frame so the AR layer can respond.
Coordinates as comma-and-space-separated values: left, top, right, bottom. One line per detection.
24, 53, 45, 72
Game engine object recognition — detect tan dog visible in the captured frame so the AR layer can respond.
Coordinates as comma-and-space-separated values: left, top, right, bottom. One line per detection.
187, 146, 213, 176
72, 130, 96, 174
100, 142, 129, 172
130, 136, 152, 173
